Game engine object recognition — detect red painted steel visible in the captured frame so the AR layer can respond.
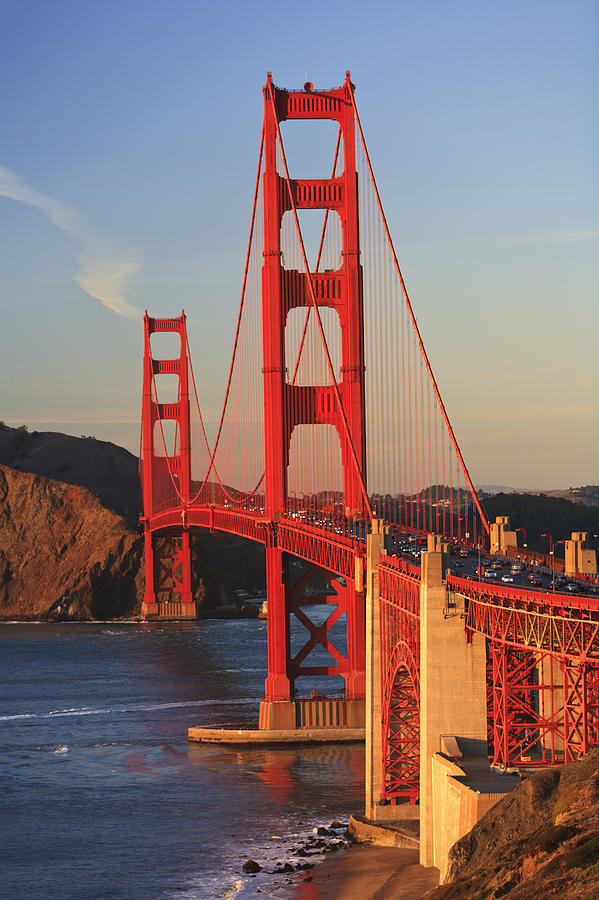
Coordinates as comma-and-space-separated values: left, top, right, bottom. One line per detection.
141, 313, 195, 617
379, 562, 421, 802
260, 73, 368, 701
138, 74, 598, 781
455, 575, 599, 769
374, 563, 599, 799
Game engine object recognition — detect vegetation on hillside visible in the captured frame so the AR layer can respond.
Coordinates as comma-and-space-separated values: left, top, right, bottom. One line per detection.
481, 493, 599, 555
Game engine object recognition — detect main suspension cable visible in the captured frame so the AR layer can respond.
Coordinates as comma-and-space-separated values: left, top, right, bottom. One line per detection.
349, 88, 489, 535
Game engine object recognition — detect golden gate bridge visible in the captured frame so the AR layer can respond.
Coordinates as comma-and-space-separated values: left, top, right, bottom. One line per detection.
138, 73, 599, 828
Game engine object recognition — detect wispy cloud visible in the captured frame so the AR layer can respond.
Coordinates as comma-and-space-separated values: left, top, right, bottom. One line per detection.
0, 165, 141, 318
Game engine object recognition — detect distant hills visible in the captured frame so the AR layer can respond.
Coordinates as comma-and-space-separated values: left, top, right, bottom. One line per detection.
478, 484, 599, 508
0, 422, 595, 596
481, 492, 599, 555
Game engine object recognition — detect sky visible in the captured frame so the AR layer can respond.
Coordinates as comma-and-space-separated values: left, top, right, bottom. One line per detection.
0, 0, 597, 489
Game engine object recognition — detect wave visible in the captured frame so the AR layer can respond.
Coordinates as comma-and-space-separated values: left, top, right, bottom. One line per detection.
0, 697, 263, 723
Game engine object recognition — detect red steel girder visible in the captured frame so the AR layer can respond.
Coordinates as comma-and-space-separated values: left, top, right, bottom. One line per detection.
380, 642, 420, 802
379, 567, 421, 802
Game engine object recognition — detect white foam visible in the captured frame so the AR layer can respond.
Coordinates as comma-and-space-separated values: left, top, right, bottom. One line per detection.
0, 698, 263, 723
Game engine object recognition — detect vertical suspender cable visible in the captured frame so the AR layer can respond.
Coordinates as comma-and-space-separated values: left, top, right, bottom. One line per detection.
349, 90, 488, 536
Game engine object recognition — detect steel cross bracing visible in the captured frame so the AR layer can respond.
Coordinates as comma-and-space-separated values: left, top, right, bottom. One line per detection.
139, 74, 599, 793
375, 567, 599, 801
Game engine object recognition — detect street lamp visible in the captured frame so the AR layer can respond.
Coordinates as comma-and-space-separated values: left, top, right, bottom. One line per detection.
515, 527, 527, 559
541, 533, 556, 592
554, 539, 566, 586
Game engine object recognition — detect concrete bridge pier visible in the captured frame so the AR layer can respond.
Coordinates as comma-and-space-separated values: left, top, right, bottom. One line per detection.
419, 542, 488, 867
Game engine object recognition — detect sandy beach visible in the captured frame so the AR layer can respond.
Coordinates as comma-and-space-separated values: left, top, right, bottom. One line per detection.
278, 844, 439, 900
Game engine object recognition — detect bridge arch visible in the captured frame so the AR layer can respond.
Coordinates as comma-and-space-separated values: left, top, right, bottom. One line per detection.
381, 640, 420, 803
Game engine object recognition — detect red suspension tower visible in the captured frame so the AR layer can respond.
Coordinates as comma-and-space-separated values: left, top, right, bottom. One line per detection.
259, 73, 368, 729
140, 313, 197, 620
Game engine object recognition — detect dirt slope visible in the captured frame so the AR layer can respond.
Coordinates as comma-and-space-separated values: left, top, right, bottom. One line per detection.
0, 465, 143, 619
426, 749, 599, 899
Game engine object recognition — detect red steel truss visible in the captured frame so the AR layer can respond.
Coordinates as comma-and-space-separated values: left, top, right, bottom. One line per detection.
378, 558, 421, 802
374, 567, 599, 800
454, 574, 599, 769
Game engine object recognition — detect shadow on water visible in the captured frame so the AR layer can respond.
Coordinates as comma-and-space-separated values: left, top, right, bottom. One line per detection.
0, 621, 365, 900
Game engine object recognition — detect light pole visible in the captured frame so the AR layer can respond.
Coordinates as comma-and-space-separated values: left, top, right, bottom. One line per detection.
541, 533, 555, 591
515, 527, 527, 559
554, 539, 566, 585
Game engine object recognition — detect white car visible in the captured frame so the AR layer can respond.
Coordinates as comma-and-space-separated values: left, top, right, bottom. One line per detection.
501, 574, 514, 583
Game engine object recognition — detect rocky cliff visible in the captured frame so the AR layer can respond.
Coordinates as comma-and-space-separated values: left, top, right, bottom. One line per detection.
0, 465, 144, 619
426, 749, 599, 899
0, 423, 138, 522
0, 422, 267, 619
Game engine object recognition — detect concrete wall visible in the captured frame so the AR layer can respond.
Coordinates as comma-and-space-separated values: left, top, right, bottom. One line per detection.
419, 550, 488, 867
431, 753, 506, 881
490, 516, 517, 556
565, 532, 597, 576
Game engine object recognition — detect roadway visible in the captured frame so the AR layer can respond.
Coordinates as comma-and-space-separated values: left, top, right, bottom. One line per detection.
393, 533, 599, 600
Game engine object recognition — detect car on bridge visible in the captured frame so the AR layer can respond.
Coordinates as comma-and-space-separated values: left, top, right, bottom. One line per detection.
501, 574, 514, 583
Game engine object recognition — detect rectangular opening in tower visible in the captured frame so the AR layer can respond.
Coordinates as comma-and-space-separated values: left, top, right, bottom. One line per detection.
285, 306, 341, 386
150, 331, 181, 360
278, 120, 343, 180
280, 209, 343, 274
153, 419, 179, 458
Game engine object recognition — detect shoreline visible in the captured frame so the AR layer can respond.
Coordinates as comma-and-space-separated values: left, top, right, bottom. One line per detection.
276, 843, 439, 900
0, 612, 262, 624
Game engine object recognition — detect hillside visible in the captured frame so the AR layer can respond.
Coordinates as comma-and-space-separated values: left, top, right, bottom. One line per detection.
481, 492, 599, 555
0, 465, 144, 619
426, 749, 599, 899
0, 422, 267, 618
0, 463, 266, 620
0, 423, 138, 522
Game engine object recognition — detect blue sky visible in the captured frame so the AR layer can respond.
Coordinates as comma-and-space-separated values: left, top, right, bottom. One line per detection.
0, 0, 597, 488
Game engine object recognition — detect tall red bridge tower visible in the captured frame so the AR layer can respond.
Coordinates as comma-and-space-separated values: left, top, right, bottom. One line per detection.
140, 313, 196, 620
259, 73, 367, 728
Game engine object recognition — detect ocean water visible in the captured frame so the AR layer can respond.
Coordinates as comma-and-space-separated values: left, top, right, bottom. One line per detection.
0, 620, 364, 899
